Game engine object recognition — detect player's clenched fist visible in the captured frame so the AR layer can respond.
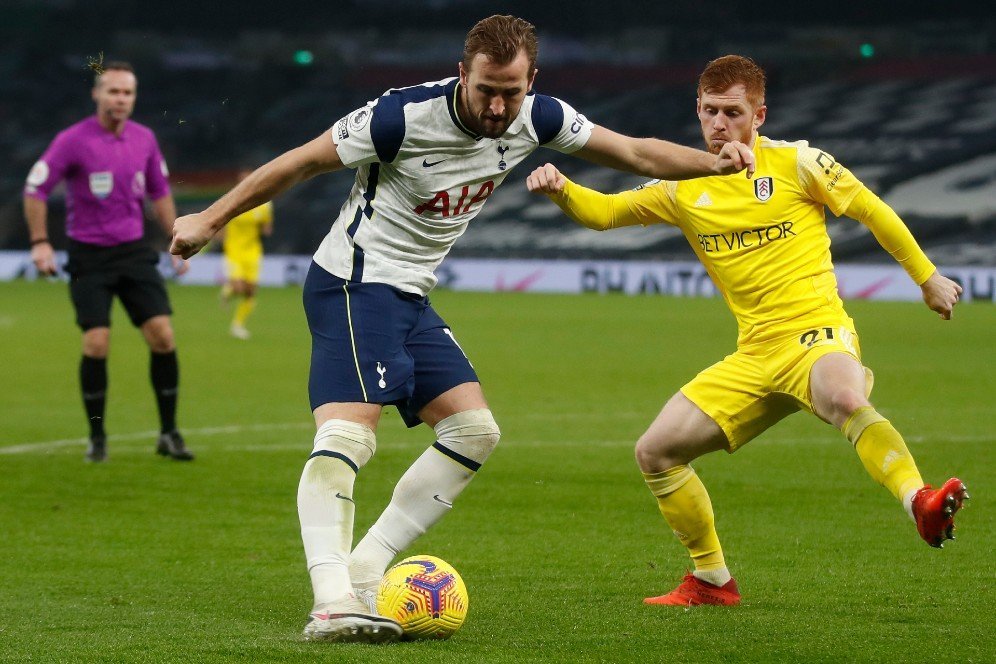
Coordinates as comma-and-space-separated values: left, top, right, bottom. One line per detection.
170, 213, 217, 259
920, 270, 963, 320
526, 163, 567, 195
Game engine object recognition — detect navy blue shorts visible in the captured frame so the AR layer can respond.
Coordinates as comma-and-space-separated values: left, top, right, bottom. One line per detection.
303, 262, 479, 427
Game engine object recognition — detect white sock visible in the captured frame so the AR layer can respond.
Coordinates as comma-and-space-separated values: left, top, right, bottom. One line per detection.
902, 487, 918, 521
350, 447, 469, 588
350, 409, 500, 588
693, 567, 732, 587
298, 420, 375, 607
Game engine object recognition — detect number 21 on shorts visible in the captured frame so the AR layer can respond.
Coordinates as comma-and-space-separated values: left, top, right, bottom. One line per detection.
798, 326, 858, 355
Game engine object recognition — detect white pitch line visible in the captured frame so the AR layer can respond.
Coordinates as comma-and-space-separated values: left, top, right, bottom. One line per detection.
3, 423, 989, 456
0, 422, 313, 455
5, 439, 319, 456
0, 412, 631, 452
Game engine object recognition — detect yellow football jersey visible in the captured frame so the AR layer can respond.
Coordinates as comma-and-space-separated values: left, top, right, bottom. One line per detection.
562, 137, 884, 345
224, 201, 273, 260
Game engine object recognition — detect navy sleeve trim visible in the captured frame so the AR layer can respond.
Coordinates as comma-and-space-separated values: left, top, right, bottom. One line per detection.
530, 94, 565, 146
370, 80, 457, 162
370, 95, 406, 163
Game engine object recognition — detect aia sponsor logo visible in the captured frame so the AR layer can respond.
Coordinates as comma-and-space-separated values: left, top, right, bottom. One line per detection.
414, 180, 495, 217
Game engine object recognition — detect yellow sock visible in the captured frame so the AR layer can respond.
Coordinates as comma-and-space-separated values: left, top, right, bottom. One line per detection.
233, 297, 256, 326
643, 465, 725, 571
843, 407, 923, 502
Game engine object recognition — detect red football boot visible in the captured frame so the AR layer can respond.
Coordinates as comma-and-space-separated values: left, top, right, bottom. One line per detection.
912, 477, 970, 548
644, 573, 741, 606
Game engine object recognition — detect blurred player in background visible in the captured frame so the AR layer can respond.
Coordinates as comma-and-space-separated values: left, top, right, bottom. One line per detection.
221, 168, 273, 339
23, 61, 194, 463
528, 55, 968, 607
171, 16, 753, 642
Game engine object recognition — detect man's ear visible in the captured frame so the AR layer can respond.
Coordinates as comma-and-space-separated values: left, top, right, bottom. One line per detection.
754, 105, 767, 129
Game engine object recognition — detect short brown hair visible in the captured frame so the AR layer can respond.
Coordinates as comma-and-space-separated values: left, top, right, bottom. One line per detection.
94, 60, 135, 86
463, 15, 538, 72
698, 55, 766, 107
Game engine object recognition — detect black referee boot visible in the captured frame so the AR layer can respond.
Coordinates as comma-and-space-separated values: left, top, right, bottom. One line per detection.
156, 430, 194, 461
85, 434, 107, 462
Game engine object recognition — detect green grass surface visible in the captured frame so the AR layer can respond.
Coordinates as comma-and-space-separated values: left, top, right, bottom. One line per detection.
1, 280, 993, 663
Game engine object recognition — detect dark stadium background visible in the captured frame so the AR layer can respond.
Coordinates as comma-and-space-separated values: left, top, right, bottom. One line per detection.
2, 5, 994, 661
3, 0, 994, 264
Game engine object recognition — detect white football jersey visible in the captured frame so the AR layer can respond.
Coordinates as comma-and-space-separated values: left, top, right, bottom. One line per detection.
315, 77, 594, 295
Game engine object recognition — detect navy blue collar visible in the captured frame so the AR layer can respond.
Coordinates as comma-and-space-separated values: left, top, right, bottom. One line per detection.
448, 80, 482, 140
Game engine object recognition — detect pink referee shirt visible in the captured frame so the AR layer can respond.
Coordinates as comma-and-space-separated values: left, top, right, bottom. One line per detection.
24, 116, 171, 247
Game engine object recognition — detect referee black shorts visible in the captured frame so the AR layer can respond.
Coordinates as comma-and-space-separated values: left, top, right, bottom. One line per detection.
65, 239, 173, 331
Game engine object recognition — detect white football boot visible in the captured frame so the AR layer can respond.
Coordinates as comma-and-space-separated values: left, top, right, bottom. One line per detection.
302, 593, 402, 643
353, 586, 378, 614
229, 323, 251, 340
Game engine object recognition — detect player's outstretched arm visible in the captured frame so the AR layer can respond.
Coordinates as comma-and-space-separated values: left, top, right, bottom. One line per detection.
526, 163, 649, 231
842, 188, 962, 318
171, 131, 343, 259
919, 270, 962, 320
575, 126, 754, 180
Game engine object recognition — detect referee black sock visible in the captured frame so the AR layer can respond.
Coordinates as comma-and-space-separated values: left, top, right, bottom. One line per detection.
80, 355, 107, 439
150, 350, 179, 434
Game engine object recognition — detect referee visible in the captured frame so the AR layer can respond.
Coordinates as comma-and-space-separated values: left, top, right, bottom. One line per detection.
23, 61, 194, 462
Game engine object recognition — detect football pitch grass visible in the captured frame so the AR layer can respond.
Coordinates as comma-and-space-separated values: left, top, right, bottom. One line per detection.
1, 280, 992, 663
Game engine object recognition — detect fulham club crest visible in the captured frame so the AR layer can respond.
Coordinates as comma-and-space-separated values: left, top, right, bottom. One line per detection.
754, 176, 773, 202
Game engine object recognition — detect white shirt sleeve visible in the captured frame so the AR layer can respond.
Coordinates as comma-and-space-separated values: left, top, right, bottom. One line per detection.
531, 94, 594, 154
331, 102, 380, 168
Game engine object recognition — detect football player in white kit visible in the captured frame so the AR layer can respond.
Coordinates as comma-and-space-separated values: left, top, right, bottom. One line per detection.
172, 15, 755, 643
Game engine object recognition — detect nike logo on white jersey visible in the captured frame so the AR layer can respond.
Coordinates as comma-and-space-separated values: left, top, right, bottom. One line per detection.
422, 158, 447, 167
694, 192, 713, 207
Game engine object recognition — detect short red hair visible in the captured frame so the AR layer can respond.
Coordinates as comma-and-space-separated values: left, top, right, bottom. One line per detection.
698, 55, 766, 107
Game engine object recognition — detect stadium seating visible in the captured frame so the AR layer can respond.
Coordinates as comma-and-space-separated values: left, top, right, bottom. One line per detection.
3, 30, 994, 265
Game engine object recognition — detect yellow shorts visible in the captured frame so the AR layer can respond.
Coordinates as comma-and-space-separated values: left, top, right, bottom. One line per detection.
681, 324, 872, 452
225, 254, 261, 284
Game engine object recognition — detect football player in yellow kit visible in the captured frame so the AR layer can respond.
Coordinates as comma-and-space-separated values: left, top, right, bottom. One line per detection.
527, 55, 969, 606
221, 169, 273, 339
